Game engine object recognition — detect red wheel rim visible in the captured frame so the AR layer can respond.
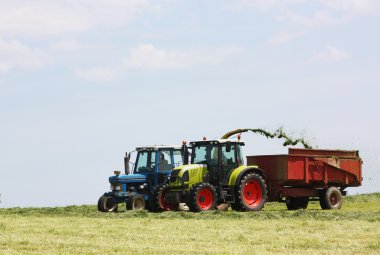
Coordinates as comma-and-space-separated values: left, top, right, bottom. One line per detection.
243, 179, 263, 208
197, 188, 213, 210
330, 192, 338, 206
160, 189, 175, 211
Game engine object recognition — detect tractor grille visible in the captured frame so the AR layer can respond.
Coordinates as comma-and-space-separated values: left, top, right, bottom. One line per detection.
111, 182, 122, 191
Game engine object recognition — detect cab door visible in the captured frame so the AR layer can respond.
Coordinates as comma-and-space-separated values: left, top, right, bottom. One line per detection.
134, 150, 156, 190
157, 149, 174, 184
221, 144, 239, 184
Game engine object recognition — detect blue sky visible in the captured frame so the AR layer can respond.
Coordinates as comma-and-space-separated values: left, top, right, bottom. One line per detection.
1, 0, 379, 207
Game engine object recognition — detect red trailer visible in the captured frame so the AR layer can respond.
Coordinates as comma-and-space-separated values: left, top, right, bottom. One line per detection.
247, 148, 363, 210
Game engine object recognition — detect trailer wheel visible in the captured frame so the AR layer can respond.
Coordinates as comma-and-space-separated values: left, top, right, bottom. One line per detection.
97, 195, 118, 212
149, 184, 178, 212
188, 183, 217, 212
232, 173, 267, 211
320, 187, 343, 210
286, 197, 309, 210
126, 195, 145, 210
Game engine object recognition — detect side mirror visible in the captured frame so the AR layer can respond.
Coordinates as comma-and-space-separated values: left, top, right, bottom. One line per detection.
226, 142, 231, 153
124, 152, 131, 174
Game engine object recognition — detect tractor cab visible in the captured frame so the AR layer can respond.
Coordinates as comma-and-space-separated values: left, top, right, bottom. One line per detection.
190, 139, 245, 185
129, 146, 184, 186
98, 145, 186, 212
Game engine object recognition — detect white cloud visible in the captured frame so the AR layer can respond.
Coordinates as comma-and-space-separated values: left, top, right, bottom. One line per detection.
231, 0, 380, 44
0, 1, 155, 76
269, 30, 306, 44
0, 63, 12, 74
310, 44, 350, 63
124, 44, 188, 70
49, 39, 89, 52
320, 0, 379, 14
231, 0, 379, 13
75, 67, 118, 82
0, 38, 52, 74
123, 44, 242, 70
228, 0, 306, 10
0, 0, 152, 37
276, 9, 351, 28
269, 9, 350, 44
76, 44, 242, 81
123, 44, 240, 70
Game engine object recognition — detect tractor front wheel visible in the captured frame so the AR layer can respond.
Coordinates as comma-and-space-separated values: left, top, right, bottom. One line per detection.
149, 184, 178, 212
97, 195, 118, 212
188, 183, 217, 212
232, 173, 267, 211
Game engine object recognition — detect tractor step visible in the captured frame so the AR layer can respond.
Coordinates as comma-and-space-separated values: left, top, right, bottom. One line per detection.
222, 187, 235, 203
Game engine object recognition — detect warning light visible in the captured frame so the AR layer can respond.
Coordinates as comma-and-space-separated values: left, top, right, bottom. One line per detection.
182, 140, 187, 145
237, 134, 241, 140
203, 137, 207, 140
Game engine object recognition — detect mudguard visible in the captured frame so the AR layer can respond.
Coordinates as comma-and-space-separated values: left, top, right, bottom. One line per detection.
228, 165, 265, 186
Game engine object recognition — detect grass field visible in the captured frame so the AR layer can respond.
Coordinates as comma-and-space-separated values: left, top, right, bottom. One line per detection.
1, 193, 379, 255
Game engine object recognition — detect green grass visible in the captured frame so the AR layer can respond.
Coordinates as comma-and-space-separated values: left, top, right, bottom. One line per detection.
1, 193, 379, 255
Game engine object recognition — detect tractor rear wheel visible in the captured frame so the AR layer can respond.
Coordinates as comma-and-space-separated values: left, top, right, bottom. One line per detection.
286, 197, 309, 210
232, 173, 267, 211
97, 195, 118, 212
149, 184, 178, 212
126, 195, 145, 210
320, 186, 343, 210
188, 183, 217, 212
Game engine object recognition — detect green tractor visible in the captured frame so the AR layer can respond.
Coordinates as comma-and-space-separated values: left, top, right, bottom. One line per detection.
150, 138, 267, 212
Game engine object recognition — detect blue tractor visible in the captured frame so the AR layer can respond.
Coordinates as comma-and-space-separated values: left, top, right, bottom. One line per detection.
98, 145, 186, 212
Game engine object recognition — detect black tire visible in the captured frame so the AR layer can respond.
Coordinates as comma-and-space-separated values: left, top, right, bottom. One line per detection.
231, 173, 267, 211
97, 195, 118, 212
320, 186, 343, 210
97, 196, 105, 212
126, 195, 145, 210
188, 183, 217, 212
286, 197, 309, 210
148, 184, 178, 212
230, 199, 243, 211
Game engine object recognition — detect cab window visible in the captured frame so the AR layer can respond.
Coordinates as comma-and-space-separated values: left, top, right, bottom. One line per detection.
173, 150, 183, 167
193, 144, 218, 166
236, 145, 244, 166
222, 144, 237, 166
134, 151, 155, 173
158, 149, 173, 171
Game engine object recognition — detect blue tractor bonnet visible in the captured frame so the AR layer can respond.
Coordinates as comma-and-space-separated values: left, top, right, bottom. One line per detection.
109, 173, 147, 183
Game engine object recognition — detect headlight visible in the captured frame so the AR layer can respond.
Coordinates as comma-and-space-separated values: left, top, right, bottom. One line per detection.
111, 183, 122, 191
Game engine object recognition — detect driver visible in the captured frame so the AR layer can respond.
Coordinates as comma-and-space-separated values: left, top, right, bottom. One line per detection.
158, 153, 170, 171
